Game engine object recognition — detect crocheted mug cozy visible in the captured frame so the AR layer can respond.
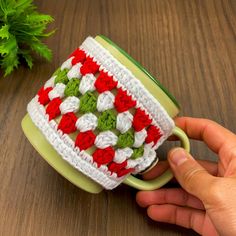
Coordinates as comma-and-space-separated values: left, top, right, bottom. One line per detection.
26, 36, 190, 191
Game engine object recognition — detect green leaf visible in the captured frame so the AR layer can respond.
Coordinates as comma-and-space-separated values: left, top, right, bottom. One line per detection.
29, 40, 52, 61
1, 48, 19, 76
0, 35, 17, 55
20, 50, 33, 68
0, 0, 55, 76
14, 0, 33, 13
26, 13, 54, 24
0, 24, 10, 39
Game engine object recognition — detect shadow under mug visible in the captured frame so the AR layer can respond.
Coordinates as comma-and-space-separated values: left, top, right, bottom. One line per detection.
22, 35, 190, 193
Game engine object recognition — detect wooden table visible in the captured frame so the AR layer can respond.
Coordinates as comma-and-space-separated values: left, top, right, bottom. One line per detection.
0, 0, 235, 235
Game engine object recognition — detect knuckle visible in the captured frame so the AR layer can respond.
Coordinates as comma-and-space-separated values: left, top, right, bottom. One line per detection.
203, 178, 224, 206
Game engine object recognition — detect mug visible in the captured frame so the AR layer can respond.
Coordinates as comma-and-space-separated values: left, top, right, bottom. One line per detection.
21, 35, 190, 194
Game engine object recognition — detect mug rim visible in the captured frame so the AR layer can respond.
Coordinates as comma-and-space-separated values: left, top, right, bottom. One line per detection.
98, 34, 180, 109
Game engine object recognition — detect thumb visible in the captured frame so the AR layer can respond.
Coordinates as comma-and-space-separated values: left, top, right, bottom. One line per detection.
168, 147, 215, 200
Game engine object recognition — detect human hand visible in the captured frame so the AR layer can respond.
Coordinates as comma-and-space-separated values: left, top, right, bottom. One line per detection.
136, 117, 236, 236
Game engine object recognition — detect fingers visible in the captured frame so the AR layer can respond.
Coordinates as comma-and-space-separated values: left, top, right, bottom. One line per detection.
136, 188, 204, 210
147, 205, 205, 235
142, 160, 218, 180
174, 117, 236, 154
168, 148, 215, 200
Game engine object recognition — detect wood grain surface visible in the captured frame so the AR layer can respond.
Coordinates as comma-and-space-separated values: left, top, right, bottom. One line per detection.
0, 0, 235, 235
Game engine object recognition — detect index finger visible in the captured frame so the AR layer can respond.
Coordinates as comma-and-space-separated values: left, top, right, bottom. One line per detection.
174, 117, 236, 154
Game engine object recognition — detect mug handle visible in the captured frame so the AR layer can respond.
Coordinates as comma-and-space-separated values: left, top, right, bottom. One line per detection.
123, 126, 190, 190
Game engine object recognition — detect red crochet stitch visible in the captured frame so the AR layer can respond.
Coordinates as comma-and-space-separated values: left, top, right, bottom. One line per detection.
117, 168, 134, 177
75, 130, 96, 150
80, 57, 99, 75
92, 147, 115, 167
94, 71, 117, 93
37, 86, 53, 105
114, 88, 136, 112
69, 49, 86, 65
58, 112, 78, 134
108, 160, 127, 173
46, 97, 62, 120
132, 108, 152, 131
145, 125, 162, 146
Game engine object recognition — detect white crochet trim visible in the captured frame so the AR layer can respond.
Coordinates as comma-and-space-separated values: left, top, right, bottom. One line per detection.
97, 91, 115, 112
133, 129, 147, 148
75, 113, 98, 132
95, 131, 118, 149
61, 57, 73, 70
48, 83, 66, 100
67, 63, 82, 79
133, 144, 158, 173
44, 75, 56, 88
126, 158, 142, 169
79, 74, 96, 95
113, 147, 133, 163
27, 97, 126, 189
116, 111, 133, 134
80, 37, 174, 144
59, 96, 80, 114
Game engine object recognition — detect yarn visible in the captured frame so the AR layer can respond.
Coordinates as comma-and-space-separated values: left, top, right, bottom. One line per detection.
58, 112, 77, 134
37, 86, 52, 105
97, 110, 116, 131
46, 97, 62, 120
79, 92, 97, 113
145, 125, 162, 146
69, 49, 86, 65
64, 78, 80, 97
80, 57, 99, 75
75, 130, 96, 150
133, 108, 152, 131
114, 88, 136, 112
55, 68, 69, 84
117, 130, 134, 148
92, 147, 115, 167
94, 71, 117, 93
131, 146, 144, 159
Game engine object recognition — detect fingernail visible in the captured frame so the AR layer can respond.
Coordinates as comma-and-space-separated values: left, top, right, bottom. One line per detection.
169, 148, 188, 166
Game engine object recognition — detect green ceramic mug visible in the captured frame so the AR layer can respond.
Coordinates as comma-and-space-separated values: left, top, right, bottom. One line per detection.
22, 35, 190, 193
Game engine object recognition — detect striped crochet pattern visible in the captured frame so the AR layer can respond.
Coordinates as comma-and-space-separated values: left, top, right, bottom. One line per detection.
27, 36, 174, 189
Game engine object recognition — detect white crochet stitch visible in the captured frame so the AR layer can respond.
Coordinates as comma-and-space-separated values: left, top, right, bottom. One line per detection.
59, 96, 80, 114
116, 111, 133, 134
113, 147, 133, 163
79, 74, 96, 94
67, 63, 82, 79
48, 83, 66, 100
96, 91, 115, 112
133, 144, 157, 173
80, 37, 175, 141
75, 113, 98, 132
133, 129, 147, 148
44, 75, 56, 88
61, 57, 73, 70
95, 131, 118, 149
126, 158, 142, 169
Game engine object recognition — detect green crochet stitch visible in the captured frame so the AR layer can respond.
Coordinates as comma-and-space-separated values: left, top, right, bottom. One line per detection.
117, 130, 134, 148
131, 146, 144, 159
97, 110, 116, 131
80, 92, 97, 113
64, 78, 80, 97
55, 68, 69, 84
53, 67, 61, 76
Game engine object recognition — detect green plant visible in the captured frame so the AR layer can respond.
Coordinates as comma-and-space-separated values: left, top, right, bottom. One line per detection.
0, 0, 55, 76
